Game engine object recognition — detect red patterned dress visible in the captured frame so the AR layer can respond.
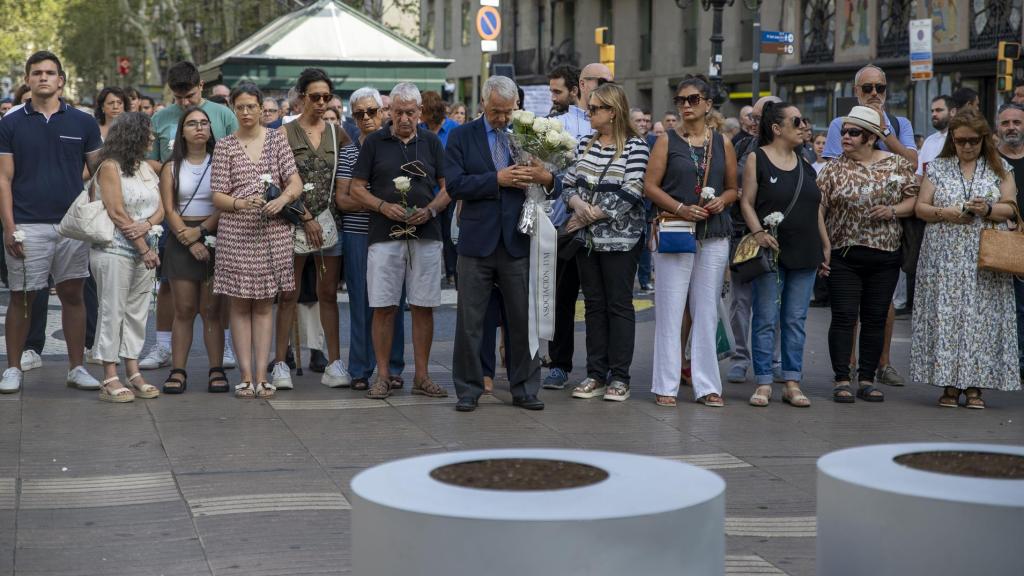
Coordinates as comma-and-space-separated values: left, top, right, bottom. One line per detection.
212, 129, 298, 299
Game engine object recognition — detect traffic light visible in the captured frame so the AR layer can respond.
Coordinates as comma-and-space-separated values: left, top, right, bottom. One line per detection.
595, 27, 615, 77
997, 41, 1020, 93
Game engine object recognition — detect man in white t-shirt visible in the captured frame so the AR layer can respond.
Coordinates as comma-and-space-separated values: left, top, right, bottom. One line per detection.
916, 95, 951, 178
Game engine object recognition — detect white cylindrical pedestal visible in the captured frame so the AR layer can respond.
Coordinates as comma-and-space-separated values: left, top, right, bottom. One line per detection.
351, 449, 725, 576
817, 443, 1024, 576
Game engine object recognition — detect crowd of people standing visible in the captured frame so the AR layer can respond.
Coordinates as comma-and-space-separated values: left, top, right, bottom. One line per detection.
0, 50, 1020, 412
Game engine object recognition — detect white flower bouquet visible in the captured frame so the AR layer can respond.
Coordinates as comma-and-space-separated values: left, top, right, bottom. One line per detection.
509, 111, 577, 170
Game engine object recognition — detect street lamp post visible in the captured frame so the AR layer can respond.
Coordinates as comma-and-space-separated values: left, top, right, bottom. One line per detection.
675, 0, 735, 108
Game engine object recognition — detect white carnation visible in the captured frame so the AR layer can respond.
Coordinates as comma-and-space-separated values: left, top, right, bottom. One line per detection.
532, 118, 548, 133
561, 133, 577, 150
519, 110, 535, 125
701, 187, 716, 201
762, 212, 785, 229
259, 174, 273, 185
302, 182, 315, 192
393, 176, 412, 192
11, 229, 25, 243
547, 118, 564, 132
148, 224, 164, 238
204, 236, 217, 248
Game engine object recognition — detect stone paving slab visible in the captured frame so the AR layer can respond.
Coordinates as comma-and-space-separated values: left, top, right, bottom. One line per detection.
0, 298, 1021, 575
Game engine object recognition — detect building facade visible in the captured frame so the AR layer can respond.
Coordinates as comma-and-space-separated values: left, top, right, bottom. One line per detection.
422, 0, 1023, 134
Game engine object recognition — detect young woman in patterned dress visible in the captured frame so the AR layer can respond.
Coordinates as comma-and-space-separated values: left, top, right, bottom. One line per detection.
211, 84, 303, 399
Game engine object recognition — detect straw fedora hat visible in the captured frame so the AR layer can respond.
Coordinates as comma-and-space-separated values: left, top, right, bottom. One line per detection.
840, 106, 886, 139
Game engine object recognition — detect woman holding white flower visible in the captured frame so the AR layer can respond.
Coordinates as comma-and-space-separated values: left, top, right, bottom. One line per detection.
271, 68, 352, 390
739, 101, 828, 408
562, 82, 650, 402
90, 112, 165, 402
817, 106, 918, 404
644, 77, 737, 407
159, 106, 228, 394
912, 111, 1021, 408
211, 84, 302, 399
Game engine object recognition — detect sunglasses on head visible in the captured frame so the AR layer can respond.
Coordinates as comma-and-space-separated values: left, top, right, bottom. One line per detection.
353, 107, 380, 119
587, 104, 613, 115
859, 83, 887, 95
673, 94, 706, 107
840, 127, 865, 137
953, 136, 983, 147
305, 93, 332, 103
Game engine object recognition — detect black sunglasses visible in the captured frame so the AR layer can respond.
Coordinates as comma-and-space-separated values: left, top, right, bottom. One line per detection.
953, 136, 983, 147
673, 94, 706, 107
305, 93, 332, 103
353, 108, 380, 119
840, 127, 865, 137
859, 83, 887, 95
587, 104, 613, 115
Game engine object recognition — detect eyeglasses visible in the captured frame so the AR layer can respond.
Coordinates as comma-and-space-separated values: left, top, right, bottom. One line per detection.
673, 94, 706, 107
840, 127, 865, 137
184, 120, 210, 129
261, 108, 278, 114
353, 107, 380, 120
587, 104, 613, 115
233, 104, 259, 113
953, 136, 983, 147
305, 93, 332, 104
859, 83, 887, 95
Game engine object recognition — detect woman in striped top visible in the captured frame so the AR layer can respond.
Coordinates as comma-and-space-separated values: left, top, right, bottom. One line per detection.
562, 82, 650, 402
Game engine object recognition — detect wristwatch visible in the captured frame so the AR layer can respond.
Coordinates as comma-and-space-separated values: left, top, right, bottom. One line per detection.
428, 207, 437, 219
881, 127, 892, 138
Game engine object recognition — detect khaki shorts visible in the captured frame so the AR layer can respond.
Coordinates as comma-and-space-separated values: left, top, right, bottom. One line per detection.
6, 223, 90, 291
367, 239, 442, 308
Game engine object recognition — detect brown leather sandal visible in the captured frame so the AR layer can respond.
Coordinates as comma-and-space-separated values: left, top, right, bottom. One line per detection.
938, 386, 960, 408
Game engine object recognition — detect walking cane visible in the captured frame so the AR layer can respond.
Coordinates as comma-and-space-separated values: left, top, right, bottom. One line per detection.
293, 315, 303, 376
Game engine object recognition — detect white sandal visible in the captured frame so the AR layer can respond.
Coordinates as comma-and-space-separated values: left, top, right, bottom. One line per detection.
127, 372, 159, 399
234, 381, 255, 399
99, 376, 134, 403
255, 381, 276, 399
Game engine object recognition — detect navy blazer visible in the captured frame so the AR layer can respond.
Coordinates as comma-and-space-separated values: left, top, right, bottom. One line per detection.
444, 117, 530, 259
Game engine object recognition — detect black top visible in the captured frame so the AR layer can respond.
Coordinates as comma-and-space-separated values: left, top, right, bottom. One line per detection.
752, 147, 823, 270
999, 152, 1024, 211
661, 130, 731, 238
352, 124, 445, 245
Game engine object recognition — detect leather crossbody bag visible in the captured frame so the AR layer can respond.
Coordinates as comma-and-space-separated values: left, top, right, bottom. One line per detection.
730, 155, 804, 283
294, 123, 340, 254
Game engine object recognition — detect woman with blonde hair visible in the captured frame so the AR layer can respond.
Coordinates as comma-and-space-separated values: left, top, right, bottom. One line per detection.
644, 77, 738, 407
562, 82, 650, 402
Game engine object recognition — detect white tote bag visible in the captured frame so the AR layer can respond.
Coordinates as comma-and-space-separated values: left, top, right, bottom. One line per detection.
58, 175, 114, 245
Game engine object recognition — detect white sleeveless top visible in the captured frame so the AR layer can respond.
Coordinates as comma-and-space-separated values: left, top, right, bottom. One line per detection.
176, 154, 214, 217
95, 160, 161, 257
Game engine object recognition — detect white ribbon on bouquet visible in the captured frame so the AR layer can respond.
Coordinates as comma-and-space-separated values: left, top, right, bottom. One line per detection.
520, 185, 556, 358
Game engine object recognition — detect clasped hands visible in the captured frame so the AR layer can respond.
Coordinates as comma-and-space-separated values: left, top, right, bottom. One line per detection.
565, 196, 607, 233
497, 160, 553, 190
380, 202, 434, 227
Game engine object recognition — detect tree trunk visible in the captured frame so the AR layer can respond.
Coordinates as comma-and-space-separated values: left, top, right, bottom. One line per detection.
162, 0, 195, 64
119, 0, 162, 85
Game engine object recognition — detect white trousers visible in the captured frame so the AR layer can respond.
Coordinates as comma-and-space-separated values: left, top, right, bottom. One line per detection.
652, 237, 729, 399
91, 249, 154, 363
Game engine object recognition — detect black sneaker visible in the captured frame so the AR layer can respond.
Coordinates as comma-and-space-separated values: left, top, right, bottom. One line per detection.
309, 349, 328, 373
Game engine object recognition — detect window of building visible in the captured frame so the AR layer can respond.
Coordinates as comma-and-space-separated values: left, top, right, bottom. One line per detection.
639, 0, 653, 71
422, 0, 436, 50
461, 0, 471, 46
443, 0, 452, 50
682, 2, 698, 67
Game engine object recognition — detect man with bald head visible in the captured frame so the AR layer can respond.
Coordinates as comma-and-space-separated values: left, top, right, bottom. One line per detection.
823, 65, 917, 166
734, 105, 755, 148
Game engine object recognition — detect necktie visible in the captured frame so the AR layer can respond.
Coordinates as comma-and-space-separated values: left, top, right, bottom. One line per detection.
492, 130, 509, 171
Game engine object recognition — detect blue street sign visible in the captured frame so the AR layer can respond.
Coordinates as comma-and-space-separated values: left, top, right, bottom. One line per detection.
761, 31, 794, 45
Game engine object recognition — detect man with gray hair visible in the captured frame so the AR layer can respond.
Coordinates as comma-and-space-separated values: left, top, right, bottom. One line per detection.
349, 82, 451, 400
445, 74, 555, 412
995, 102, 1024, 379
823, 65, 917, 166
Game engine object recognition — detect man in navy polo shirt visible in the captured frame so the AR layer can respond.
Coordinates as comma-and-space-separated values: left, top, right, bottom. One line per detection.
0, 51, 102, 394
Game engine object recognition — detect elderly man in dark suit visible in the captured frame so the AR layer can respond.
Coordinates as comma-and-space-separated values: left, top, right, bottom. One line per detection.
444, 75, 556, 412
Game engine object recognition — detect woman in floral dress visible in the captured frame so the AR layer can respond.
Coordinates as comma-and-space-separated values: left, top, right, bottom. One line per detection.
912, 111, 1021, 409
211, 83, 302, 399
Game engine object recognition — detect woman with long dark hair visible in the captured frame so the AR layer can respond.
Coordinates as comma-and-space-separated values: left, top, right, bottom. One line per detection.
211, 83, 303, 399
739, 101, 830, 408
159, 106, 226, 394
912, 111, 1021, 408
271, 68, 351, 390
91, 112, 165, 402
94, 86, 128, 141
644, 77, 738, 407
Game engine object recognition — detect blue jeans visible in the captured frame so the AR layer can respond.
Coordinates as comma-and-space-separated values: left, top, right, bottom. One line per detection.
637, 224, 652, 287
751, 267, 817, 385
342, 232, 404, 379
1015, 277, 1024, 376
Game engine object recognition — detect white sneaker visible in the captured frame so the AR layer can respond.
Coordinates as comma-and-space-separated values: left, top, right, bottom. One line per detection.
222, 344, 237, 369
138, 346, 171, 370
66, 366, 100, 390
0, 368, 22, 394
321, 359, 352, 388
20, 350, 42, 371
271, 361, 293, 390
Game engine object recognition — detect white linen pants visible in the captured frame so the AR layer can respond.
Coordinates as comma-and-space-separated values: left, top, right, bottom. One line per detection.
91, 249, 154, 363
652, 237, 729, 399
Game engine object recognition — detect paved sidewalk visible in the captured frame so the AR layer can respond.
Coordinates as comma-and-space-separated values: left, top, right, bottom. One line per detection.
0, 297, 1021, 575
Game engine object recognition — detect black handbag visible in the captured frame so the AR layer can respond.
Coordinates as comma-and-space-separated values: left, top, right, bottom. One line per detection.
557, 225, 586, 260
730, 153, 804, 283
264, 181, 305, 226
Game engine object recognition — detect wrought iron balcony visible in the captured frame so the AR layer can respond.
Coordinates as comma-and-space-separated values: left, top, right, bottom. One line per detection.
801, 0, 835, 64
877, 0, 911, 59
970, 0, 1023, 49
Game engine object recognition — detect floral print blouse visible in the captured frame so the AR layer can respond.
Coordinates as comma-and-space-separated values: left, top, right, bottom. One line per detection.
817, 153, 919, 252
